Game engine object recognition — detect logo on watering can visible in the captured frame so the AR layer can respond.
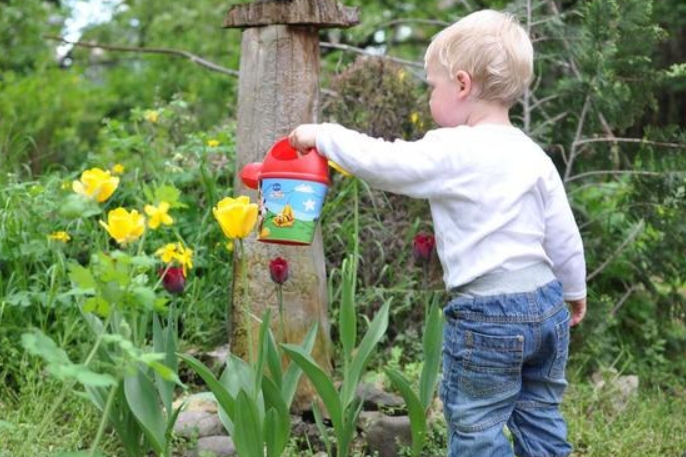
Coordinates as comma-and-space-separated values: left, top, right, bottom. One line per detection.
239, 138, 330, 246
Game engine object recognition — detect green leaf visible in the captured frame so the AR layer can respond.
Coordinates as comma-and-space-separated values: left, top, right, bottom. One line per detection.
281, 344, 343, 432
341, 299, 390, 409
131, 286, 156, 311
386, 368, 428, 456
266, 330, 283, 389
339, 256, 357, 361
419, 299, 444, 410
282, 322, 318, 407
68, 262, 97, 290
254, 309, 271, 397
178, 353, 236, 433
124, 367, 166, 454
83, 296, 110, 317
261, 377, 290, 456
233, 389, 264, 457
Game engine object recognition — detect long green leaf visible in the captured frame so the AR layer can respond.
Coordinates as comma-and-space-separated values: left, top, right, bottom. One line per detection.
152, 313, 173, 414
385, 368, 428, 456
124, 367, 166, 454
311, 400, 332, 457
339, 256, 357, 361
419, 298, 444, 410
266, 329, 283, 389
234, 389, 264, 457
341, 299, 390, 408
282, 322, 318, 406
254, 309, 271, 397
177, 353, 236, 426
261, 377, 290, 457
281, 344, 343, 432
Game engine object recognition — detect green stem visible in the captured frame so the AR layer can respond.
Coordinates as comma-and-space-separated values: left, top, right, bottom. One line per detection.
240, 239, 254, 364
89, 381, 119, 457
277, 284, 285, 342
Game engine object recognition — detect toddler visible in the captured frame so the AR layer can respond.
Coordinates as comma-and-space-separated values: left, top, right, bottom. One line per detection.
290, 9, 586, 457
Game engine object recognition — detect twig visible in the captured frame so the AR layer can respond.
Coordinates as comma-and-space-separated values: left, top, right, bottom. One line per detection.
567, 169, 663, 183
572, 137, 686, 149
44, 35, 240, 77
564, 94, 591, 183
610, 284, 637, 316
320, 41, 424, 69
587, 220, 645, 282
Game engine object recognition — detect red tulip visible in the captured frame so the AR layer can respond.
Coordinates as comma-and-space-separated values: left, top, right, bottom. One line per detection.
269, 257, 289, 285
412, 233, 435, 264
159, 266, 186, 294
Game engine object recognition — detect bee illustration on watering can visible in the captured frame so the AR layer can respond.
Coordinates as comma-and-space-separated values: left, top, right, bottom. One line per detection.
272, 204, 295, 227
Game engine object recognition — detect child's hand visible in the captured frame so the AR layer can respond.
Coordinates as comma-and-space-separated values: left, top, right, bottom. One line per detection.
289, 124, 319, 154
567, 298, 587, 326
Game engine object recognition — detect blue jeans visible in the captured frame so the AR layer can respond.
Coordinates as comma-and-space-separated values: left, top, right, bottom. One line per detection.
440, 280, 573, 457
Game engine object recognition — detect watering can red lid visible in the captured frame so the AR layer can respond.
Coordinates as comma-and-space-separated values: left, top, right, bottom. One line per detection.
240, 137, 330, 189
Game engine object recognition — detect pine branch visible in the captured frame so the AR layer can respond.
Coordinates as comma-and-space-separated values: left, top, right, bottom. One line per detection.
587, 220, 645, 282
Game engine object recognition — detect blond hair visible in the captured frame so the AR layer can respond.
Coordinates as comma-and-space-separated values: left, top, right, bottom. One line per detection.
425, 10, 533, 107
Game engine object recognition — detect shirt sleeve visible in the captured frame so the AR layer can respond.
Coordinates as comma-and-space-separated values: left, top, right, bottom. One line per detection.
543, 167, 587, 301
315, 123, 452, 199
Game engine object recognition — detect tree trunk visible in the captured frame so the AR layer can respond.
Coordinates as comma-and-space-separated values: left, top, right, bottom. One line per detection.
230, 24, 332, 413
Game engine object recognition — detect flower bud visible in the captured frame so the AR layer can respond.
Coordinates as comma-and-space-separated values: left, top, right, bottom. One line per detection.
269, 257, 289, 285
159, 266, 186, 294
412, 233, 435, 264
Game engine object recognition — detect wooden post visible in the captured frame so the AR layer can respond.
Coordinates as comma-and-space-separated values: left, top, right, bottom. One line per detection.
224, 0, 358, 412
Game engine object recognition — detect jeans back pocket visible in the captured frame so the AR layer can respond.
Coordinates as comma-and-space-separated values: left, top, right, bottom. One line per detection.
461, 329, 524, 397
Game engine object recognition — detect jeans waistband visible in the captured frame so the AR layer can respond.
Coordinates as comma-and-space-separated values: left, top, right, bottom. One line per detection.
452, 262, 556, 297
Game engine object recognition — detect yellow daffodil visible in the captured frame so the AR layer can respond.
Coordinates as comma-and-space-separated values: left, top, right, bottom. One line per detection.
48, 231, 71, 243
225, 241, 234, 252
410, 112, 420, 124
207, 139, 220, 148
111, 163, 125, 175
99, 207, 145, 245
144, 110, 159, 123
155, 243, 178, 263
212, 196, 258, 239
144, 201, 174, 229
72, 168, 120, 203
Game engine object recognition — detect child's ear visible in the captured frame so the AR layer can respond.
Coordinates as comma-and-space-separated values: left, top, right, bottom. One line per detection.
455, 70, 472, 97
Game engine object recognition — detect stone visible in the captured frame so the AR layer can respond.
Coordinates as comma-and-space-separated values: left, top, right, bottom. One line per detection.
356, 382, 405, 411
361, 411, 412, 457
592, 369, 639, 413
184, 436, 236, 457
174, 410, 226, 438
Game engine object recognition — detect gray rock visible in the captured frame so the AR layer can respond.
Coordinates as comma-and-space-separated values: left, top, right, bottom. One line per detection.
184, 435, 236, 457
361, 411, 412, 457
356, 382, 405, 411
174, 410, 226, 438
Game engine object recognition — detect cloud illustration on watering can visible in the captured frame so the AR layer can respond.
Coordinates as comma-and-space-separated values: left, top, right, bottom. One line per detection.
294, 184, 316, 194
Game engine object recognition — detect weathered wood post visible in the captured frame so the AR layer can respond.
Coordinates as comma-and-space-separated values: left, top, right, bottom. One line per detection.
223, 0, 358, 412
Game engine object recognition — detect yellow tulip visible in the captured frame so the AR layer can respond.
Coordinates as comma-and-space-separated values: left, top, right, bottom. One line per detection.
99, 208, 145, 245
144, 201, 174, 229
48, 231, 71, 243
212, 196, 258, 239
72, 168, 120, 203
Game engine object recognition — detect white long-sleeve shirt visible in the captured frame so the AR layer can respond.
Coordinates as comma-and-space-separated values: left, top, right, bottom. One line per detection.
316, 123, 587, 301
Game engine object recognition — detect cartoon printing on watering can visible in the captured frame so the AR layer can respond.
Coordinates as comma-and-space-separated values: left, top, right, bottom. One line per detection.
240, 137, 348, 246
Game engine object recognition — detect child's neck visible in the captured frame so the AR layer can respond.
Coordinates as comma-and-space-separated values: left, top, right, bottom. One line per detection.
465, 100, 512, 127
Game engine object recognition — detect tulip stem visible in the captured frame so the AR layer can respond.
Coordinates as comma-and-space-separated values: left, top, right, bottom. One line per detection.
239, 239, 254, 364
277, 284, 285, 342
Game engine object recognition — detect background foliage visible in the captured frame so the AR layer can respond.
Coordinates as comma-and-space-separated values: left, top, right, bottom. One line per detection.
1, 0, 686, 455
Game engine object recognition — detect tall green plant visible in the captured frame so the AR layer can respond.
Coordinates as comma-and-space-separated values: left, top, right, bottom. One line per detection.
282, 255, 391, 457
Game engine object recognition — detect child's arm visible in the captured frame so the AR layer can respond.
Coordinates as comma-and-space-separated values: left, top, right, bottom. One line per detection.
290, 123, 452, 199
542, 167, 587, 310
